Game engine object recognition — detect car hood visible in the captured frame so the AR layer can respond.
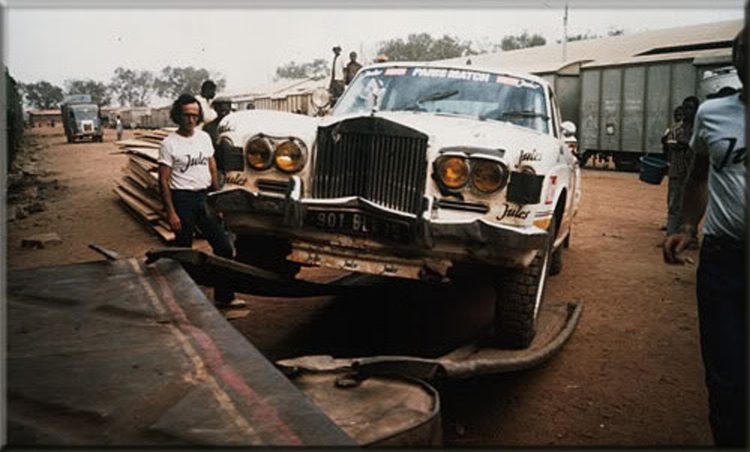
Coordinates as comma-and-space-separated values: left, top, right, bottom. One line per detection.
325, 111, 558, 166
220, 109, 558, 167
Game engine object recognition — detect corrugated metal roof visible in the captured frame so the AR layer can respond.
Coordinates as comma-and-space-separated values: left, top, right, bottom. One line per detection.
436, 19, 742, 75
225, 77, 327, 102
583, 47, 732, 69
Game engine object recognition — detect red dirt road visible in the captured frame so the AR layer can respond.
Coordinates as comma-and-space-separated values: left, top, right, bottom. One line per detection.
7, 127, 711, 446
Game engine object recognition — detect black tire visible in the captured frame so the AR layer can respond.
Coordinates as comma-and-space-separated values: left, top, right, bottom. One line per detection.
66, 135, 73, 143
549, 244, 563, 276
234, 234, 301, 278
493, 216, 555, 349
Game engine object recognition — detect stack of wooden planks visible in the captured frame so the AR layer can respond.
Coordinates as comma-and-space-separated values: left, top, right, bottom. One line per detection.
113, 129, 176, 242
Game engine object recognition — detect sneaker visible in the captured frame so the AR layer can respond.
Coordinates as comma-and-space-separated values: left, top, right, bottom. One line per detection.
215, 298, 247, 309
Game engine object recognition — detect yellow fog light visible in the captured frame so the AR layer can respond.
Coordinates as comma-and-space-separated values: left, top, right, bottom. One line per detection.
245, 137, 273, 170
471, 160, 508, 193
437, 156, 469, 189
274, 140, 305, 173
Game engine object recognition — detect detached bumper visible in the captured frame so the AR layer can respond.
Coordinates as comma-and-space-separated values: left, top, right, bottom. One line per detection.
209, 183, 547, 274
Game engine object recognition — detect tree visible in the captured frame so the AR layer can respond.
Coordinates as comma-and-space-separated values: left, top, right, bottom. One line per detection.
500, 31, 546, 51
110, 67, 156, 107
19, 80, 64, 109
6, 68, 24, 167
561, 28, 625, 43
154, 66, 227, 100
64, 79, 112, 106
275, 58, 328, 80
377, 33, 477, 61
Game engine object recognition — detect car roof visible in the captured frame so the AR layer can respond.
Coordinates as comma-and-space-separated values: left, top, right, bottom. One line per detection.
359, 61, 550, 88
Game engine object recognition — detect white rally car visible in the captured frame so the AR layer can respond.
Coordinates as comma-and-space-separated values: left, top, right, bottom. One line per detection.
211, 63, 582, 348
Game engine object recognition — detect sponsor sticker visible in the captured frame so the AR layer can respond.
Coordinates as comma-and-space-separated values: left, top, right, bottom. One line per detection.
384, 67, 408, 76
412, 67, 491, 82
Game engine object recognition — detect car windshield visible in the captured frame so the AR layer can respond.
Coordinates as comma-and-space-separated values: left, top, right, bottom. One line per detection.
334, 66, 550, 134
70, 106, 99, 120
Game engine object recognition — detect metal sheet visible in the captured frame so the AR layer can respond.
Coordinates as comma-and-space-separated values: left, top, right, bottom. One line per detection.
6, 258, 355, 447
286, 372, 442, 446
645, 64, 672, 153
579, 69, 600, 152
671, 61, 697, 114
599, 68, 622, 151
621, 66, 646, 152
554, 75, 581, 127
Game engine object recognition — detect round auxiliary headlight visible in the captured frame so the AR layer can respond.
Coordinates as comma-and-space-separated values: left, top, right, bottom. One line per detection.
437, 156, 469, 189
245, 137, 273, 170
274, 140, 305, 173
471, 160, 508, 193
311, 87, 331, 109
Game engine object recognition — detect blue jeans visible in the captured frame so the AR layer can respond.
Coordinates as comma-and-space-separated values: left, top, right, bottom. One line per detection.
171, 190, 235, 304
696, 235, 747, 447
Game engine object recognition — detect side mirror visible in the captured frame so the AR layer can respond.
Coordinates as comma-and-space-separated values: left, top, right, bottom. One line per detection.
561, 121, 577, 137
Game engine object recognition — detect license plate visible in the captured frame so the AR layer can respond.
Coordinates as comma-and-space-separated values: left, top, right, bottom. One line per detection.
305, 209, 411, 242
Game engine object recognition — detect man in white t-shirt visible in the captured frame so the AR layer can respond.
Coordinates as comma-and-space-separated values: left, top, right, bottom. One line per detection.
158, 93, 236, 307
663, 29, 746, 447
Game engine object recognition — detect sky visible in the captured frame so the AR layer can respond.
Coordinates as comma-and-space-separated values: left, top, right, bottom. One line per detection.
4, 3, 745, 102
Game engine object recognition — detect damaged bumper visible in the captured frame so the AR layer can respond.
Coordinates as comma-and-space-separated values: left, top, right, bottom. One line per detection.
209, 180, 547, 278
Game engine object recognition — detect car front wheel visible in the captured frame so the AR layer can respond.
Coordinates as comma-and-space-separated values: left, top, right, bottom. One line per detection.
492, 216, 555, 349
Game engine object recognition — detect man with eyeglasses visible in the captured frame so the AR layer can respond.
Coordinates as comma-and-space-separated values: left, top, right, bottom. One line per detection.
158, 93, 238, 308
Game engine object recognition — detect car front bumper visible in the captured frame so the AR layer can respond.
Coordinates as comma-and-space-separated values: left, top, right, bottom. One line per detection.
209, 179, 548, 279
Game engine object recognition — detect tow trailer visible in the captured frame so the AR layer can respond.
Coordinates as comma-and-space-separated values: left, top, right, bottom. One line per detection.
7, 247, 582, 447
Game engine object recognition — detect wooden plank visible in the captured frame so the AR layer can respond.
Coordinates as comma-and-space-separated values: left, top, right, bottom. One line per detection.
133, 136, 164, 145
127, 160, 159, 189
117, 198, 172, 243
113, 186, 159, 221
153, 223, 176, 242
124, 168, 156, 192
125, 147, 160, 162
116, 139, 160, 149
118, 179, 164, 212
128, 154, 159, 172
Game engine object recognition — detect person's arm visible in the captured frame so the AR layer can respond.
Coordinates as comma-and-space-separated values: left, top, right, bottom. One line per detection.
663, 150, 709, 264
208, 157, 220, 191
159, 164, 181, 233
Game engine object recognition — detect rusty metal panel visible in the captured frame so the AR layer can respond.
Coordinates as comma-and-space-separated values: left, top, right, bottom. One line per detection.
6, 258, 356, 447
645, 64, 672, 153
621, 66, 646, 152
599, 68, 622, 151
671, 61, 697, 113
579, 69, 601, 152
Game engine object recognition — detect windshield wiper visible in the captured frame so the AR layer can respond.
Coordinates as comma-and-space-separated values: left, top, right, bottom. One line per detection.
499, 110, 548, 120
403, 89, 459, 111
479, 109, 548, 122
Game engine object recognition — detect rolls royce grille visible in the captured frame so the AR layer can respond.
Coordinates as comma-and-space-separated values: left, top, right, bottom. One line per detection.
312, 119, 428, 215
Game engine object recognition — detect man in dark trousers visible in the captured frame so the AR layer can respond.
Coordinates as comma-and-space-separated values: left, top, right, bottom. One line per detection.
329, 46, 345, 103
663, 29, 746, 447
158, 93, 237, 308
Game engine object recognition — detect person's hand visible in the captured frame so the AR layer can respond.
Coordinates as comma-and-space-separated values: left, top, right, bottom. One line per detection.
168, 211, 182, 233
663, 232, 692, 265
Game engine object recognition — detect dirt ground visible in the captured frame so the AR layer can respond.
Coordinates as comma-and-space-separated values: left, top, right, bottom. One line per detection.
7, 126, 711, 446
